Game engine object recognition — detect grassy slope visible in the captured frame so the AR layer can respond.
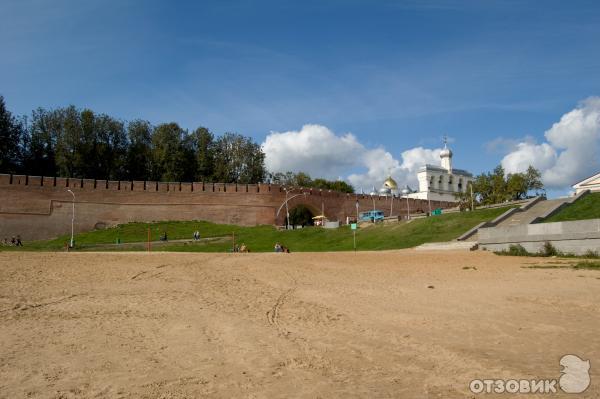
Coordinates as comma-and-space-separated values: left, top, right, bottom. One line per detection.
2, 206, 511, 253
544, 192, 600, 223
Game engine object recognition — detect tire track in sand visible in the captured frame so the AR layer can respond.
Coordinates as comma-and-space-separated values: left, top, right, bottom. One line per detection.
266, 271, 297, 336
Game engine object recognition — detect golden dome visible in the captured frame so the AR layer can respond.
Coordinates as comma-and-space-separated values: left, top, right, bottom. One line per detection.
383, 176, 398, 190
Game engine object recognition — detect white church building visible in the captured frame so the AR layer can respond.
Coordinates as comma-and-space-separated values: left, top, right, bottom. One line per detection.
572, 172, 600, 195
407, 139, 473, 202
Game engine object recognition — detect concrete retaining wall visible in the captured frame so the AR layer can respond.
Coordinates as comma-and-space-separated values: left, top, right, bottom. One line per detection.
479, 218, 600, 255
456, 196, 542, 241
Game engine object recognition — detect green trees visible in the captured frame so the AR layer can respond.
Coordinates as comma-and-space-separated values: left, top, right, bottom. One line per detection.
190, 127, 215, 181
289, 205, 315, 226
43, 107, 128, 179
24, 107, 58, 176
468, 164, 544, 206
212, 133, 266, 184
268, 171, 355, 193
126, 120, 153, 180
151, 123, 188, 182
0, 96, 25, 173
0, 96, 266, 184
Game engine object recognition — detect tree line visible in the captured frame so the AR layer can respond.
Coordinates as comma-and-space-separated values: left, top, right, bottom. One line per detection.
0, 96, 266, 183
268, 171, 355, 193
456, 165, 544, 209
1, 95, 544, 200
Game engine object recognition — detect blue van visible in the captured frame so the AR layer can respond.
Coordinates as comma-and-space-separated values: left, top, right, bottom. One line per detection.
359, 210, 385, 222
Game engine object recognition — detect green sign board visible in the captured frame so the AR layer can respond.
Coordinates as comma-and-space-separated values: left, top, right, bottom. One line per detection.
351, 223, 357, 230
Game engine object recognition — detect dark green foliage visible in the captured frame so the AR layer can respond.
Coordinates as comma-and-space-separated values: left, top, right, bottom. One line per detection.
540, 241, 560, 257
190, 127, 215, 181
0, 95, 266, 184
24, 107, 58, 176
572, 261, 600, 270
312, 178, 354, 193
506, 244, 530, 256
525, 166, 543, 193
288, 205, 314, 226
212, 133, 266, 184
0, 96, 26, 173
126, 120, 153, 180
583, 250, 600, 259
151, 123, 188, 181
524, 262, 600, 270
471, 164, 544, 205
495, 242, 562, 257
268, 171, 355, 193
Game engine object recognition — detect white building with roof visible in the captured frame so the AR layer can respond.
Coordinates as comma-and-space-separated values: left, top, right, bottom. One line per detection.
407, 138, 473, 202
572, 172, 600, 195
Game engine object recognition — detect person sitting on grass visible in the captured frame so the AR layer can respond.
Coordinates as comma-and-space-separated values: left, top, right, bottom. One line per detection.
239, 243, 248, 253
15, 235, 23, 247
274, 242, 282, 253
160, 232, 168, 242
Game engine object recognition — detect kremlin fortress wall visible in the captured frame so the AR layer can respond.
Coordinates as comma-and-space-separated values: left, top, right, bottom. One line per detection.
0, 173, 454, 241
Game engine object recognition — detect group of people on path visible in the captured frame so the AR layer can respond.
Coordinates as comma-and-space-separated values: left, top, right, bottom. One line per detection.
2, 236, 23, 247
274, 242, 290, 253
233, 243, 249, 253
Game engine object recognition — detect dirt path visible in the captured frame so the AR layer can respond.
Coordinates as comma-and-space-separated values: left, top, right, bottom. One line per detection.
0, 251, 598, 398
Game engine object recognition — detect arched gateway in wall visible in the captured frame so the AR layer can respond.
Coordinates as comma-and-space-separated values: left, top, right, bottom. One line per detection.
0, 174, 455, 240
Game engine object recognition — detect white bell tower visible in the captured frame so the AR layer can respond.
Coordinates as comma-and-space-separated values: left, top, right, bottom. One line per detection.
440, 135, 453, 173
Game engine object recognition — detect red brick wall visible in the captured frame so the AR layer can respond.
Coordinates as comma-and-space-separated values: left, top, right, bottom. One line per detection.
0, 174, 455, 240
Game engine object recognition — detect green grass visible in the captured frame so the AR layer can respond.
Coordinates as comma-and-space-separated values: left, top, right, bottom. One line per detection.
544, 192, 600, 223
524, 261, 600, 271
1, 206, 512, 253
496, 243, 600, 259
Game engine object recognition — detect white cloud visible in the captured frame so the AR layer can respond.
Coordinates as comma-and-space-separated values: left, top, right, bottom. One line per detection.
501, 142, 557, 174
485, 135, 535, 154
501, 97, 600, 189
262, 124, 442, 191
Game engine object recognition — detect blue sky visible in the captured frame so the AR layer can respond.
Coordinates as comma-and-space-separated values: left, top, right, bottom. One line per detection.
2, 0, 600, 193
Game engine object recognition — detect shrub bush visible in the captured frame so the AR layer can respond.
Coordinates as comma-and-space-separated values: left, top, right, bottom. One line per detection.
540, 241, 561, 257
495, 244, 531, 256
508, 244, 530, 256
583, 250, 600, 259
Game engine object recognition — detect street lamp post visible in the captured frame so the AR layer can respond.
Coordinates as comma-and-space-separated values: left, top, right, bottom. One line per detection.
470, 182, 475, 211
67, 189, 75, 248
276, 189, 307, 229
284, 188, 290, 229
401, 186, 412, 220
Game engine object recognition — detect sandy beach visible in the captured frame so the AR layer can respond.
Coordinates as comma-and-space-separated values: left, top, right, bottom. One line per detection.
1, 250, 598, 398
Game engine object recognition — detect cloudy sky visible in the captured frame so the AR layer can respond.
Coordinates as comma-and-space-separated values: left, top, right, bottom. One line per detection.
2, 0, 600, 195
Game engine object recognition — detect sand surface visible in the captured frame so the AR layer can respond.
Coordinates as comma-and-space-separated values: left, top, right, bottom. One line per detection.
0, 250, 598, 398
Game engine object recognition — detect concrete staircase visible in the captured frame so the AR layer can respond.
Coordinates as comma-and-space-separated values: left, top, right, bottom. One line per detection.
494, 198, 571, 227
415, 241, 479, 251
